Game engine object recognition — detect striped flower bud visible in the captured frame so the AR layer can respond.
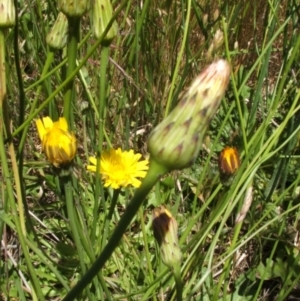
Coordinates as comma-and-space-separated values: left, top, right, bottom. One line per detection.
58, 0, 90, 18
0, 0, 15, 28
218, 146, 240, 176
148, 59, 230, 171
92, 0, 118, 42
46, 12, 69, 50
152, 207, 182, 269
35, 117, 77, 167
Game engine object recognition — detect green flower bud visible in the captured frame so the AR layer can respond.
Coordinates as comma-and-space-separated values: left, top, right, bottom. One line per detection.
92, 0, 118, 42
152, 207, 182, 269
148, 59, 230, 171
58, 0, 90, 18
46, 12, 69, 50
0, 0, 15, 28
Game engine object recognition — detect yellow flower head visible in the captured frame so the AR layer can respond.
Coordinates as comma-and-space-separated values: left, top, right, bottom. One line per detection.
35, 117, 77, 167
87, 148, 149, 189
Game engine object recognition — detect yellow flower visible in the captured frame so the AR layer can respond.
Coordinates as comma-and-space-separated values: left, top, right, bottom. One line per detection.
218, 146, 240, 176
87, 148, 149, 189
35, 117, 77, 167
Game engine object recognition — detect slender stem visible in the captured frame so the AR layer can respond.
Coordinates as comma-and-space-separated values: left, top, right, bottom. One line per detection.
13, 0, 25, 137
62, 159, 168, 301
100, 188, 120, 251
64, 175, 92, 301
173, 265, 183, 301
98, 45, 110, 150
18, 50, 54, 157
12, 0, 128, 138
164, 0, 191, 116
63, 17, 80, 124
0, 82, 44, 301
0, 31, 9, 133
92, 46, 110, 244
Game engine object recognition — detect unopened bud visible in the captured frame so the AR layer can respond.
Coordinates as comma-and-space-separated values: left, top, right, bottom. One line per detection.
148, 60, 231, 171
213, 9, 220, 21
0, 0, 15, 28
202, 14, 208, 26
206, 29, 224, 59
58, 0, 90, 18
46, 12, 68, 50
92, 0, 118, 42
152, 207, 182, 269
218, 146, 240, 176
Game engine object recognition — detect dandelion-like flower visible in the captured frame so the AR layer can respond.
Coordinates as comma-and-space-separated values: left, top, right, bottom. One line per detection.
87, 148, 149, 189
35, 116, 77, 167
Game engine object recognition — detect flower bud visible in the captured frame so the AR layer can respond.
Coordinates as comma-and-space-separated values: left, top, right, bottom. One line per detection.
206, 29, 224, 59
218, 146, 240, 176
148, 60, 230, 171
152, 206, 182, 269
58, 0, 90, 18
92, 0, 118, 42
46, 12, 69, 50
0, 0, 15, 28
35, 117, 77, 167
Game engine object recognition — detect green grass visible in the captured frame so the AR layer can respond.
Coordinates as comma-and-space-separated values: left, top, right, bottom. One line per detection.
1, 0, 300, 300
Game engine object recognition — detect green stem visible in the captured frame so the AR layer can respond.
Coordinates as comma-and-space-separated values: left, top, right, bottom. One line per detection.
62, 159, 168, 301
173, 265, 183, 301
18, 50, 54, 158
0, 28, 43, 300
98, 45, 110, 150
164, 0, 191, 116
0, 105, 44, 301
13, 0, 25, 137
92, 45, 110, 244
139, 206, 157, 301
63, 17, 80, 124
0, 31, 9, 135
12, 0, 128, 138
64, 175, 93, 300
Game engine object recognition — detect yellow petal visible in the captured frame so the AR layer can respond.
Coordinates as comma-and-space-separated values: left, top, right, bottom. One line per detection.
89, 157, 98, 166
42, 116, 54, 129
35, 119, 47, 141
57, 117, 69, 131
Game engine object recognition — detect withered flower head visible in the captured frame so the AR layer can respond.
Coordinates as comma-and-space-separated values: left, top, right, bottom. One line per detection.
152, 206, 182, 269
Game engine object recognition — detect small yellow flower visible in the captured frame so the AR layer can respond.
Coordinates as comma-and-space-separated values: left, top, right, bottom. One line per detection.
87, 148, 149, 189
35, 117, 77, 167
218, 146, 240, 176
